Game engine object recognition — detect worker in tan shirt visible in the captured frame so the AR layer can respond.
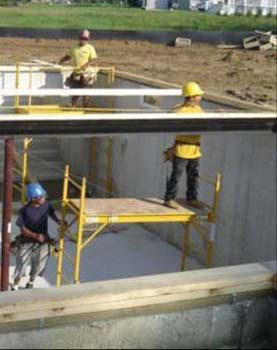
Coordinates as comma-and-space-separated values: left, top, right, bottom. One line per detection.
164, 82, 205, 210
58, 29, 98, 108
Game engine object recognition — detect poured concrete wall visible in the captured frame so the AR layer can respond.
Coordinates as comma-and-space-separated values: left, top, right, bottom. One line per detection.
100, 130, 276, 267
0, 297, 275, 349
58, 131, 276, 267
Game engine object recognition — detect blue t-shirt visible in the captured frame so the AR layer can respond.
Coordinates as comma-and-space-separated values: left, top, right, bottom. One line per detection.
16, 201, 57, 243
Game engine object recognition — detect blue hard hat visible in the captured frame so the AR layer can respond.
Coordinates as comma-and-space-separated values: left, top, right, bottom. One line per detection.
27, 183, 47, 200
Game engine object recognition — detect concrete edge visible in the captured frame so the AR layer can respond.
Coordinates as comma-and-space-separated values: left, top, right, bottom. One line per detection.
115, 70, 277, 112
0, 64, 276, 112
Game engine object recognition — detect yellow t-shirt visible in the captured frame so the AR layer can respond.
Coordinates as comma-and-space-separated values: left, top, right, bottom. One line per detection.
174, 104, 203, 159
70, 44, 97, 74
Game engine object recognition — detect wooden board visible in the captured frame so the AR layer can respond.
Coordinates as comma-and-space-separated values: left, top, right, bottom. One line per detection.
70, 197, 207, 217
0, 262, 275, 332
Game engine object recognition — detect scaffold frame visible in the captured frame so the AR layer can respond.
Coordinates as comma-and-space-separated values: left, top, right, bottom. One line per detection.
56, 165, 221, 286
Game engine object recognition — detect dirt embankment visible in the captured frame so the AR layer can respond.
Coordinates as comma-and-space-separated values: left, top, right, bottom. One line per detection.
0, 37, 276, 107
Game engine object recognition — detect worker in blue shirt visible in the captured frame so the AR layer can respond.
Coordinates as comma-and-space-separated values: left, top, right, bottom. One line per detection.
12, 184, 62, 290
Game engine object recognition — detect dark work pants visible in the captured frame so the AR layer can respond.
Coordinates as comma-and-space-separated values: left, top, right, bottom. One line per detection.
165, 156, 199, 201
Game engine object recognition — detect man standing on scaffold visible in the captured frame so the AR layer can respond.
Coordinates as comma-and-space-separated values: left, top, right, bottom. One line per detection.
164, 82, 205, 210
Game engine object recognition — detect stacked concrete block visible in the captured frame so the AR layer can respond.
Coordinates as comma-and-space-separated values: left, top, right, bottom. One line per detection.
175, 37, 192, 47
243, 31, 277, 50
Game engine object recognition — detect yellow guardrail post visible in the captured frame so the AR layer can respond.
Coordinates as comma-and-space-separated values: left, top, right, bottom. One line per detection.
74, 176, 86, 284
21, 138, 32, 203
28, 66, 33, 113
15, 63, 20, 109
56, 165, 70, 286
209, 173, 221, 223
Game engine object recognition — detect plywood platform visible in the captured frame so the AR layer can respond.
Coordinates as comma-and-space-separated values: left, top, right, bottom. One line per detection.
69, 197, 209, 224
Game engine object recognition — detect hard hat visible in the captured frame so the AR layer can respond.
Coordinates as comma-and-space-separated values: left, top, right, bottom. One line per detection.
27, 183, 47, 200
182, 82, 204, 98
79, 29, 90, 40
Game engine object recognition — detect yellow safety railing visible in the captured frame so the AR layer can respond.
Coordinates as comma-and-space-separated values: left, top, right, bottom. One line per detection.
14, 62, 116, 114
181, 173, 222, 270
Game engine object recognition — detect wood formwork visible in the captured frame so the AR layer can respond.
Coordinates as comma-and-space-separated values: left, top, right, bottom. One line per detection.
0, 262, 275, 333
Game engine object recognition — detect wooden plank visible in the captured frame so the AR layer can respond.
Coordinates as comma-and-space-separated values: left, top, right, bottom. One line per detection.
0, 281, 273, 325
0, 262, 274, 326
0, 290, 273, 334
217, 45, 243, 49
70, 197, 204, 217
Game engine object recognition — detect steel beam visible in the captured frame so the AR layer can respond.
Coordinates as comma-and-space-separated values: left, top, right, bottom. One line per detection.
1, 138, 14, 291
0, 113, 276, 136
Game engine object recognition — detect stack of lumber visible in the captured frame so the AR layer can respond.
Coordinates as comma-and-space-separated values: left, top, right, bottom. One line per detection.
243, 30, 277, 50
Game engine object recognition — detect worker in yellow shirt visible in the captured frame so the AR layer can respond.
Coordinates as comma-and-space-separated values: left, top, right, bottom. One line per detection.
164, 82, 205, 210
58, 29, 98, 108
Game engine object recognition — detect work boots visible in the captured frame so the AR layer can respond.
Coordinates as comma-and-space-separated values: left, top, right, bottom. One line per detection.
25, 282, 34, 289
186, 199, 205, 209
164, 200, 182, 210
165, 199, 205, 210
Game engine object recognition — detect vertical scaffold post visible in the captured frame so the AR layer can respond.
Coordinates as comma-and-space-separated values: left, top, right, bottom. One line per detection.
181, 222, 190, 271
89, 137, 97, 195
74, 176, 86, 284
14, 64, 20, 109
1, 138, 15, 291
107, 137, 113, 195
209, 173, 221, 223
21, 138, 32, 204
206, 173, 221, 267
206, 224, 216, 268
28, 66, 33, 112
56, 165, 69, 286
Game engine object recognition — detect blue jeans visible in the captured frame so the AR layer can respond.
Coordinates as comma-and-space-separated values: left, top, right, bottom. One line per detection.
165, 156, 199, 201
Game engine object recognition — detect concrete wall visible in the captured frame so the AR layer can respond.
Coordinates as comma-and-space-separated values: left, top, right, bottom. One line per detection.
100, 130, 276, 267
58, 131, 276, 267
0, 297, 275, 349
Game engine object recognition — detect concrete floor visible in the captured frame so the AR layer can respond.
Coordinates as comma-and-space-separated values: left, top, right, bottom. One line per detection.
1, 204, 202, 289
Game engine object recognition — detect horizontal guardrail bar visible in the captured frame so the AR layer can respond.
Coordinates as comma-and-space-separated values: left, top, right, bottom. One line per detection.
0, 113, 276, 121
0, 88, 182, 97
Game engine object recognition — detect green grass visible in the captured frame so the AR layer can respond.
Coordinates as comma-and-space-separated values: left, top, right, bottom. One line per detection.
0, 4, 276, 31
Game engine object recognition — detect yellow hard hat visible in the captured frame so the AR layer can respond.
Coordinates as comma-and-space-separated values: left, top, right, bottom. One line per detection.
182, 82, 204, 97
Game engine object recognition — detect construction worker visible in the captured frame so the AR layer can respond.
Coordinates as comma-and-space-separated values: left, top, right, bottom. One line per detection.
164, 82, 205, 210
11, 184, 62, 290
58, 29, 98, 108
